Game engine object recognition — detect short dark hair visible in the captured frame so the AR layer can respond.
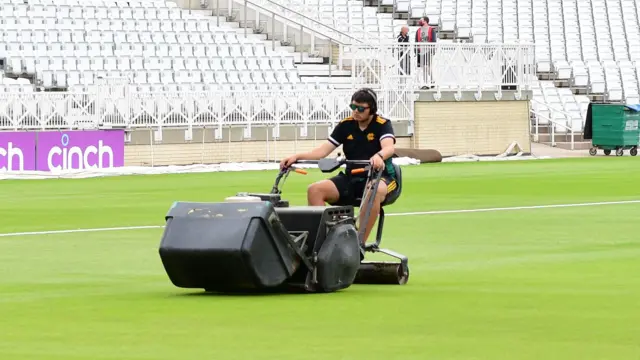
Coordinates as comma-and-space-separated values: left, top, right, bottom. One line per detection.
351, 88, 378, 115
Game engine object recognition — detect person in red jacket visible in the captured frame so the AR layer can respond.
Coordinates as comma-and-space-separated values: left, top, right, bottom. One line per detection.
415, 17, 437, 88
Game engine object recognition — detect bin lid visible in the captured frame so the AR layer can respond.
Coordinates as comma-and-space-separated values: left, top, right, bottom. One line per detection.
625, 104, 640, 112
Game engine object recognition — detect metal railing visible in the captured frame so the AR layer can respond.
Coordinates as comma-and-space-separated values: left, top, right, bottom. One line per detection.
263, 0, 389, 42
0, 88, 413, 132
530, 98, 578, 149
206, 0, 362, 64
348, 42, 536, 94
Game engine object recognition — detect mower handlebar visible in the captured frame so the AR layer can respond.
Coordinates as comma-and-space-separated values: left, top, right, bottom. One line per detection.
294, 159, 371, 166
272, 156, 382, 195
292, 157, 377, 174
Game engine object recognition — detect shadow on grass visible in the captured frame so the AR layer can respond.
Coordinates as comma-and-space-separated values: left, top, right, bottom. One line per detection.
165, 283, 392, 299
167, 286, 339, 298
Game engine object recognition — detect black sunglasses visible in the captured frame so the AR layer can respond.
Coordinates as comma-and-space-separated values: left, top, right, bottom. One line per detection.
350, 104, 369, 112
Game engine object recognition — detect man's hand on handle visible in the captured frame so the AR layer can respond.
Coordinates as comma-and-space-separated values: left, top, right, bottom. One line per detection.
369, 153, 385, 171
280, 155, 298, 170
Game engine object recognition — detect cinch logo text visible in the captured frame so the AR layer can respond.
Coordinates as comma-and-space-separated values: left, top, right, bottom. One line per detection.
0, 142, 25, 171
47, 134, 114, 170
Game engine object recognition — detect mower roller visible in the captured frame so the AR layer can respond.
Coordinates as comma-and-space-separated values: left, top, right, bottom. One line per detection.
157, 156, 409, 294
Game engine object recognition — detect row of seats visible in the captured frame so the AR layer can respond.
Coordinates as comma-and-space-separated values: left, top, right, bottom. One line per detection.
394, 0, 426, 19
1, 79, 337, 93
33, 69, 301, 88
0, 0, 313, 90
0, 0, 171, 5
0, 76, 35, 93
2, 4, 182, 19
93, 82, 337, 94
0, 18, 243, 34
1, 42, 274, 59
5, 55, 297, 74
1, 81, 336, 94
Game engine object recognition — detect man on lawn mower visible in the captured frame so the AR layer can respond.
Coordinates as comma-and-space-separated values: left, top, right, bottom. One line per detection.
280, 88, 398, 245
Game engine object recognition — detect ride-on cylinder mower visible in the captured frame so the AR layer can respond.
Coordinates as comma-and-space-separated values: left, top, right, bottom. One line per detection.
157, 156, 409, 294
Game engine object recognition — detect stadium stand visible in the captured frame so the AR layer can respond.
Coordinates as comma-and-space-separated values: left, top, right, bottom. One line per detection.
409, 0, 639, 144
1, 0, 639, 150
248, 0, 640, 140
0, 0, 357, 93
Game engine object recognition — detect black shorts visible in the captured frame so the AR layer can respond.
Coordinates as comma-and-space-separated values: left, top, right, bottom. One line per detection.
328, 171, 399, 207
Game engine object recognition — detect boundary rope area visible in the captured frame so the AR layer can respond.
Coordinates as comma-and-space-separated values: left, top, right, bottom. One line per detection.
0, 157, 422, 180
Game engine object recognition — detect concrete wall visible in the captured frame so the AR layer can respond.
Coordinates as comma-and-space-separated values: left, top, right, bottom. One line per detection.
412, 90, 532, 156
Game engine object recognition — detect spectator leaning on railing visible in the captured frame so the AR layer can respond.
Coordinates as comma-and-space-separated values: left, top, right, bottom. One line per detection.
415, 17, 437, 89
397, 26, 410, 75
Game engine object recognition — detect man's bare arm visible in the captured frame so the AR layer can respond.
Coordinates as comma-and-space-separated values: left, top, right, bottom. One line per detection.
296, 141, 337, 160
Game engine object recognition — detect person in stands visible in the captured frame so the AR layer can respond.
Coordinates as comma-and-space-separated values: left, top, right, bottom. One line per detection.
415, 17, 437, 89
397, 26, 410, 75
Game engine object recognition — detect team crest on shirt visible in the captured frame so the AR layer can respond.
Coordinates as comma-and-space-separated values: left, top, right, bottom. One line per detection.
347, 134, 353, 140
367, 133, 375, 141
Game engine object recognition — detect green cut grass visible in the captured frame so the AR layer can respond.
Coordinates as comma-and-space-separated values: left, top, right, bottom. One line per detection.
0, 157, 639, 360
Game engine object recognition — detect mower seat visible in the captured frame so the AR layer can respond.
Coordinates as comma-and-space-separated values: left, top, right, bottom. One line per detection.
381, 163, 402, 207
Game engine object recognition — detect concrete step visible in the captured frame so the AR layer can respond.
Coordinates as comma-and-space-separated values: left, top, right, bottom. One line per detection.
296, 64, 350, 76
292, 54, 324, 64
232, 29, 269, 41
535, 133, 586, 143
541, 141, 592, 150
393, 19, 409, 27
185, 9, 215, 17
300, 75, 353, 83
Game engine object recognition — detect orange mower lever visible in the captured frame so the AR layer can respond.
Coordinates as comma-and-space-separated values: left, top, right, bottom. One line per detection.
293, 168, 308, 175
350, 168, 366, 174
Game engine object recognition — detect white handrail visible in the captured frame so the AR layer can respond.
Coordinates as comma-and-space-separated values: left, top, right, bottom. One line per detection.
531, 97, 576, 120
245, 0, 363, 45
265, 0, 383, 42
530, 98, 581, 150
530, 106, 575, 150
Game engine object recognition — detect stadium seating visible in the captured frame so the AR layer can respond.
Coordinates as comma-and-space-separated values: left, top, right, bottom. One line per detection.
396, 0, 640, 134
236, 0, 640, 132
0, 0, 339, 94
2, 0, 640, 139
268, 0, 398, 41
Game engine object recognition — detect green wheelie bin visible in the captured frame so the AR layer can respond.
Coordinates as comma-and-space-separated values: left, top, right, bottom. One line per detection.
584, 103, 640, 156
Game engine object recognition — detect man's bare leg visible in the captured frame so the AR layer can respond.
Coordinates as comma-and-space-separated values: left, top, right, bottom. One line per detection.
307, 180, 340, 206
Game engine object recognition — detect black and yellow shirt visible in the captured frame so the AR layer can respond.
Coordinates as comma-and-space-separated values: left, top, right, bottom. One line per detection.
327, 115, 397, 179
